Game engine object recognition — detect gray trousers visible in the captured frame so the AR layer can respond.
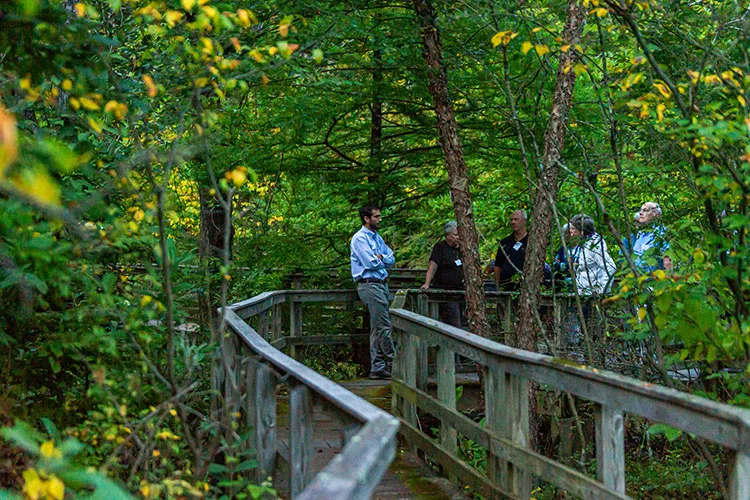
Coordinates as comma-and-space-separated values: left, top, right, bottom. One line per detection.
357, 282, 395, 373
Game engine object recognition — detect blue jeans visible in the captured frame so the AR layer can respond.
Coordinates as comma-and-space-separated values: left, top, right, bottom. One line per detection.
357, 282, 395, 373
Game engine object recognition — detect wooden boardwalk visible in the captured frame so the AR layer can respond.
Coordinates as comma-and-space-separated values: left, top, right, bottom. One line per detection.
276, 378, 468, 500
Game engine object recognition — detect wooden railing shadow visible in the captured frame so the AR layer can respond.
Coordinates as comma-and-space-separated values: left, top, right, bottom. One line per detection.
221, 290, 399, 499
390, 292, 750, 499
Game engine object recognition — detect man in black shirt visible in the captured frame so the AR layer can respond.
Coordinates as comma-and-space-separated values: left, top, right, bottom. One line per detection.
421, 221, 465, 327
494, 209, 528, 291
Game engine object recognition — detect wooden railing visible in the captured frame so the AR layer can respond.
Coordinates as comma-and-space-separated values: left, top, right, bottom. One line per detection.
389, 300, 750, 499
221, 290, 399, 499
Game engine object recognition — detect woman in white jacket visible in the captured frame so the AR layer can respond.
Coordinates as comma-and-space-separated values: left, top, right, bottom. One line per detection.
569, 214, 617, 296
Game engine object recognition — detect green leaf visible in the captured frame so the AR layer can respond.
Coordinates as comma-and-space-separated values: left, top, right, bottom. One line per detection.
41, 418, 60, 441
1, 420, 41, 454
208, 463, 228, 474
648, 423, 682, 441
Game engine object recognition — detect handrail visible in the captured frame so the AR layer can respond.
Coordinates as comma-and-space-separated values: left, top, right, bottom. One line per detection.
389, 304, 750, 499
220, 290, 399, 499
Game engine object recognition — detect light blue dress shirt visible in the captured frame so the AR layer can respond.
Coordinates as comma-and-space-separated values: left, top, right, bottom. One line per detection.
350, 226, 395, 282
623, 225, 669, 271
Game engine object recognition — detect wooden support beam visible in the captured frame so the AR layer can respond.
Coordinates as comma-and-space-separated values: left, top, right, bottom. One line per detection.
289, 383, 314, 498
595, 404, 625, 494
730, 451, 750, 500
245, 360, 277, 483
436, 344, 457, 480
288, 298, 302, 359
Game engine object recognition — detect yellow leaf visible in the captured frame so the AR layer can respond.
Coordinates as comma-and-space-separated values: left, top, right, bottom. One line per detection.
521, 41, 533, 54
268, 46, 279, 56
40, 441, 62, 460
739, 95, 746, 107
74, 2, 86, 17
0, 105, 18, 177
201, 5, 217, 18
142, 75, 158, 97
532, 27, 542, 33
653, 269, 666, 280
236, 9, 255, 27
181, 0, 195, 11
47, 475, 65, 500
560, 44, 570, 52
491, 32, 506, 47
61, 79, 73, 91
10, 166, 61, 206
653, 81, 672, 98
594, 7, 608, 17
534, 44, 550, 56
249, 49, 264, 62
279, 23, 289, 37
573, 63, 587, 76
656, 103, 666, 122
637, 307, 647, 321
639, 103, 649, 119
88, 117, 103, 134
78, 96, 100, 111
22, 468, 45, 500
164, 10, 184, 27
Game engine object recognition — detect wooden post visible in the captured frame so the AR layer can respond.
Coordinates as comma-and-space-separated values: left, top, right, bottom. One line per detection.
437, 344, 457, 476
289, 298, 302, 359
429, 301, 439, 320
272, 304, 282, 341
289, 382, 314, 498
729, 451, 750, 499
415, 293, 429, 390
485, 365, 531, 496
595, 404, 625, 494
258, 309, 270, 340
245, 361, 277, 483
402, 334, 418, 454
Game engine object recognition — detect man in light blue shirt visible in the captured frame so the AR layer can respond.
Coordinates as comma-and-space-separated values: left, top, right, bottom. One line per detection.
623, 201, 673, 273
351, 206, 395, 379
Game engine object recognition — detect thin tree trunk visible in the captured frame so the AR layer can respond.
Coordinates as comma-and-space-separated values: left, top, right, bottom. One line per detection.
516, 0, 586, 351
413, 0, 492, 340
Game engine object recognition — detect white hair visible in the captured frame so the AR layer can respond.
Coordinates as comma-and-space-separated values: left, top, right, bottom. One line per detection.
444, 220, 458, 234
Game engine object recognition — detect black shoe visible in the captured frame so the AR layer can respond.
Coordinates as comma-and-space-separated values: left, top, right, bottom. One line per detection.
368, 369, 392, 380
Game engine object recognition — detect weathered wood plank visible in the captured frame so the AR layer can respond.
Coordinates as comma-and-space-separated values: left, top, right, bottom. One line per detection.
729, 451, 750, 500
258, 310, 270, 340
392, 381, 629, 500
245, 361, 277, 482
288, 299, 302, 360
287, 290, 360, 303
390, 308, 750, 451
290, 383, 314, 498
595, 404, 625, 494
437, 344, 457, 481
231, 291, 286, 319
223, 309, 385, 423
486, 365, 510, 490
271, 303, 283, 341
397, 417, 511, 499
283, 334, 369, 346
297, 416, 399, 500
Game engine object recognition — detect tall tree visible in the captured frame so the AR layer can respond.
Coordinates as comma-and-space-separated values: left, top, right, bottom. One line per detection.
412, 0, 492, 340
515, 0, 586, 351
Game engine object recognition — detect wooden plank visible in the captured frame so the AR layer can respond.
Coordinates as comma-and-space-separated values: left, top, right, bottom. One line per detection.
270, 337, 287, 350
595, 404, 625, 494
486, 365, 510, 490
247, 362, 277, 482
223, 309, 386, 424
271, 303, 283, 341
290, 383, 314, 498
397, 417, 511, 499
283, 334, 369, 346
415, 293, 429, 389
392, 382, 629, 500
429, 301, 439, 320
729, 451, 750, 500
390, 308, 750, 451
437, 344, 457, 479
287, 290, 360, 303
258, 310, 270, 340
230, 291, 285, 319
297, 416, 399, 500
288, 299, 302, 360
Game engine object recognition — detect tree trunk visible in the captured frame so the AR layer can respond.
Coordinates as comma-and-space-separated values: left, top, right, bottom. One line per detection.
413, 0, 492, 340
198, 187, 233, 330
515, 0, 586, 352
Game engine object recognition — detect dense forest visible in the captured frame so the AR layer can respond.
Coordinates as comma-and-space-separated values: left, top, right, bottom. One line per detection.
1, 0, 749, 498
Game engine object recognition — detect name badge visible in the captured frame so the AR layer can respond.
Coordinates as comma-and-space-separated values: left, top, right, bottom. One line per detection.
455, 259, 462, 267
513, 241, 523, 251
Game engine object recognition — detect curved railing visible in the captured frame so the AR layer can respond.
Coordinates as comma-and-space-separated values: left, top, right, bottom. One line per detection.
220, 290, 399, 499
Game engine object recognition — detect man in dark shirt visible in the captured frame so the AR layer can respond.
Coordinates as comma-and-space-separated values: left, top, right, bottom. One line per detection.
494, 209, 529, 291
421, 221, 465, 327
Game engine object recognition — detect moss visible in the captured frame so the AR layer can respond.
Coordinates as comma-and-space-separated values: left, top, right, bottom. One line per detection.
388, 451, 456, 500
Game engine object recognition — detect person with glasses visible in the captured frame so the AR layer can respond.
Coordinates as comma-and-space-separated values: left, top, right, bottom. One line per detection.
624, 201, 673, 272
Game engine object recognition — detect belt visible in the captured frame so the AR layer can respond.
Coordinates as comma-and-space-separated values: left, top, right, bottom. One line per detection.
358, 278, 387, 284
